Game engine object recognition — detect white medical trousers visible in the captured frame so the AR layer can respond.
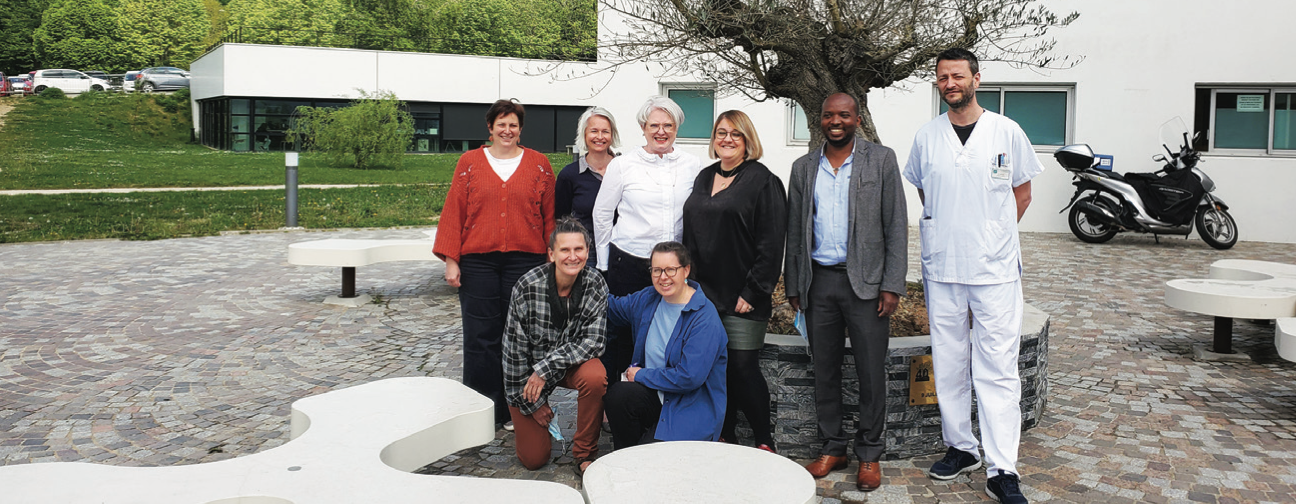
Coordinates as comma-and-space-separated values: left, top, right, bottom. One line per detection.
925, 278, 1024, 476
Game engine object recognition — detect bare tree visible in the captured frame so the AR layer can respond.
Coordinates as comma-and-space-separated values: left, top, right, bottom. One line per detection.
598, 0, 1079, 146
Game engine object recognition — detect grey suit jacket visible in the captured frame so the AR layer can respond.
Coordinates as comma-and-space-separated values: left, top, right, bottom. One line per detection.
784, 139, 908, 302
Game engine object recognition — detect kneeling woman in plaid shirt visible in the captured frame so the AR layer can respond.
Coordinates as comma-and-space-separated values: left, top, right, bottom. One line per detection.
502, 217, 609, 474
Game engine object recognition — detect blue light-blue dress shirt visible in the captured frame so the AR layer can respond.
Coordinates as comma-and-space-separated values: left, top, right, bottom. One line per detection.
811, 150, 854, 265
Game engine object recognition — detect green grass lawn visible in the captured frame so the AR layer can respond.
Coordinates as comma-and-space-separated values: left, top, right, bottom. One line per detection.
0, 185, 448, 243
0, 93, 572, 242
0, 94, 572, 190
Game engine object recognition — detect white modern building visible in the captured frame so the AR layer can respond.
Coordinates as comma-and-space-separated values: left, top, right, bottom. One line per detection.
190, 0, 1296, 243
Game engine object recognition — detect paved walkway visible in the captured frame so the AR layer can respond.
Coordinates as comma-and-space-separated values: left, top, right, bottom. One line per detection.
2, 229, 1294, 503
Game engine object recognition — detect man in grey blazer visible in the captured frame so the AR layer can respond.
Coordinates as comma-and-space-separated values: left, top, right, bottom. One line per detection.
784, 93, 908, 492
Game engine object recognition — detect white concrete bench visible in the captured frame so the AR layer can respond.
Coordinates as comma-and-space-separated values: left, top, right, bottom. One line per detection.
582, 441, 816, 504
1165, 259, 1296, 361
0, 377, 585, 504
287, 230, 441, 305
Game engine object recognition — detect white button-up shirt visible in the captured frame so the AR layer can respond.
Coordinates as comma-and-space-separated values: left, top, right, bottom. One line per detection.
592, 147, 703, 269
902, 111, 1045, 285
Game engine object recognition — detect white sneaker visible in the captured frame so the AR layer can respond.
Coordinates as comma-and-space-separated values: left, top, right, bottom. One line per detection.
503, 421, 514, 432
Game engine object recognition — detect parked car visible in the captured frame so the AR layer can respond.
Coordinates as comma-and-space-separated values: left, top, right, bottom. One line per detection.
32, 69, 112, 94
135, 67, 190, 93
122, 71, 141, 93
84, 70, 109, 81
9, 77, 29, 96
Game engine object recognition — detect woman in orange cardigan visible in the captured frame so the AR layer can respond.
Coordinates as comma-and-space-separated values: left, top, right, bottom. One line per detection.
434, 99, 556, 428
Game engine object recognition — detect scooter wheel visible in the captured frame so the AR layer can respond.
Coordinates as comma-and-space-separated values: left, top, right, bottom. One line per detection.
1069, 204, 1117, 243
1196, 206, 1237, 250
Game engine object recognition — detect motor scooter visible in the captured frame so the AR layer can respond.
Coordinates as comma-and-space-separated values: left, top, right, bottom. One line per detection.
1054, 117, 1237, 249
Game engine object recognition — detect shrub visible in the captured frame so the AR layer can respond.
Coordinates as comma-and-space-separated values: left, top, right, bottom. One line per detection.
289, 90, 414, 169
151, 88, 190, 113
40, 87, 67, 99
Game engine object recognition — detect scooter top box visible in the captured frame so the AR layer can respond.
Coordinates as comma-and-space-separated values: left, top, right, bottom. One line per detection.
1094, 154, 1113, 171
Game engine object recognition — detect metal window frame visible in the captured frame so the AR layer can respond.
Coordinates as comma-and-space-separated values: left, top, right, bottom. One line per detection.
1271, 89, 1296, 154
787, 100, 810, 146
931, 83, 1075, 149
1207, 87, 1275, 156
660, 82, 717, 142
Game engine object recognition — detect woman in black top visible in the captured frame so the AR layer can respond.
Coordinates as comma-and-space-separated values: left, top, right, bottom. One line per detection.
681, 110, 787, 451
555, 106, 620, 266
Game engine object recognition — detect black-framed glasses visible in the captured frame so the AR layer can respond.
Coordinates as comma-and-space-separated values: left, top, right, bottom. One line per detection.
649, 266, 683, 278
714, 129, 744, 140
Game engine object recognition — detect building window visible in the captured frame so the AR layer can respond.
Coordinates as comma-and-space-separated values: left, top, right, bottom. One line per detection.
663, 85, 715, 140
789, 102, 811, 144
938, 85, 1074, 146
1196, 87, 1296, 154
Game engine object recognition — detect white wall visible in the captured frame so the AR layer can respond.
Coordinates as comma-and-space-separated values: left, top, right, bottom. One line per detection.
867, 0, 1296, 243
190, 0, 1296, 243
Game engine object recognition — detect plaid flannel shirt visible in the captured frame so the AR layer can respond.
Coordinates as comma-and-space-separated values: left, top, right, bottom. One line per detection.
503, 264, 608, 416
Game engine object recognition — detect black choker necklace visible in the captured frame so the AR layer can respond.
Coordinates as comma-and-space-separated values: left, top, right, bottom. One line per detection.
718, 164, 742, 178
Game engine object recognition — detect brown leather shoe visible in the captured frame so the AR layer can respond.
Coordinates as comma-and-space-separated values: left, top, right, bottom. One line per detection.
805, 454, 848, 478
857, 461, 881, 491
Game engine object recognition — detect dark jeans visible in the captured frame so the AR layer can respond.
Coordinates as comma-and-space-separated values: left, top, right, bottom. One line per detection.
604, 381, 662, 450
601, 243, 652, 383
806, 265, 890, 462
457, 251, 546, 424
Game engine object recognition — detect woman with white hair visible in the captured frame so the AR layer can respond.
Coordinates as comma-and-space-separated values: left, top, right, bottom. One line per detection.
555, 107, 620, 266
592, 95, 703, 382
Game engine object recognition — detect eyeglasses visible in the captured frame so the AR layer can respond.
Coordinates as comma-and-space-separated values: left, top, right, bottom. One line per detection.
645, 123, 676, 132
714, 129, 744, 140
649, 266, 684, 278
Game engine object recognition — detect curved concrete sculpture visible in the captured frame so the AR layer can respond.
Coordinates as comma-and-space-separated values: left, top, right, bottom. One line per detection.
0, 377, 584, 504
287, 230, 441, 304
582, 441, 816, 504
1165, 259, 1296, 361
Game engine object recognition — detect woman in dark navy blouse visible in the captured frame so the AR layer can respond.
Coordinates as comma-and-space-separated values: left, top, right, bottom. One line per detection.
555, 106, 620, 266
682, 110, 787, 452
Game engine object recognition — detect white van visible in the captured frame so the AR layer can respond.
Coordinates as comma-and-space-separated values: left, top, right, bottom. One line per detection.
31, 69, 112, 94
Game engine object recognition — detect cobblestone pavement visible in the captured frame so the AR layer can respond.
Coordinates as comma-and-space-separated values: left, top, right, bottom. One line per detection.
2, 228, 1295, 503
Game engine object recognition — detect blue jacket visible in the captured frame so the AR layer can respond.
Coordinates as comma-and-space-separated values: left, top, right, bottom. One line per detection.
608, 281, 728, 442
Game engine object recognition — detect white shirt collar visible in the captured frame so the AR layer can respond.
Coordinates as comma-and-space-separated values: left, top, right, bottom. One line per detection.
634, 146, 682, 163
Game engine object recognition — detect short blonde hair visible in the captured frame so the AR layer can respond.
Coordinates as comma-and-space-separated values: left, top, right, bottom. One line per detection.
574, 107, 621, 154
708, 110, 763, 161
635, 95, 685, 128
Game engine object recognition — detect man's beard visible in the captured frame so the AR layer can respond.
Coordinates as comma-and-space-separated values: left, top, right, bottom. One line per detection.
944, 88, 974, 110
826, 132, 854, 148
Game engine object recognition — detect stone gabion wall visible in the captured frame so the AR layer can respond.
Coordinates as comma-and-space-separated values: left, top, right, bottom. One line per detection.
753, 306, 1050, 460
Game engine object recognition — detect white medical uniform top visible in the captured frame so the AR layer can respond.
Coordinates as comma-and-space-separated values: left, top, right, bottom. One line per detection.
902, 111, 1044, 285
592, 147, 703, 269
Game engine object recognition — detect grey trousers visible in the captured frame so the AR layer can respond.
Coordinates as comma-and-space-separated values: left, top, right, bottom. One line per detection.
805, 265, 889, 462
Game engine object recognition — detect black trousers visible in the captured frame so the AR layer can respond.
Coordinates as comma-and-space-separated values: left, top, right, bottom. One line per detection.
457, 251, 546, 424
604, 381, 662, 450
805, 265, 890, 462
601, 243, 652, 383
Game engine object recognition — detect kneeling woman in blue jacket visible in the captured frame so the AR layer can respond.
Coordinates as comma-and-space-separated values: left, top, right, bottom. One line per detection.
604, 241, 727, 449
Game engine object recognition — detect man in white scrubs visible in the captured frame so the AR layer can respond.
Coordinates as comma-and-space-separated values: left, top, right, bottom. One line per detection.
902, 48, 1043, 504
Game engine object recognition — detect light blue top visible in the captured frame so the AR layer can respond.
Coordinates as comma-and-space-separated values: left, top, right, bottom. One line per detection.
646, 300, 685, 370
646, 299, 686, 403
811, 149, 854, 265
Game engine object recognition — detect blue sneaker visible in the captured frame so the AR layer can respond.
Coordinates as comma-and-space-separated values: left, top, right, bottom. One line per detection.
986, 470, 1028, 504
927, 447, 981, 480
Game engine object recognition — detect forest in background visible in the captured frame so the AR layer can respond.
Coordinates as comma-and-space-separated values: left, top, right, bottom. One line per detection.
0, 0, 597, 75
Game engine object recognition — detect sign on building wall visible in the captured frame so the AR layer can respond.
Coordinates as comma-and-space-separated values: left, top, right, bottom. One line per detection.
1237, 95, 1266, 112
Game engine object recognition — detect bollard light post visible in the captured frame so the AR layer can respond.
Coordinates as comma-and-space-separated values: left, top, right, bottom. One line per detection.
285, 151, 299, 228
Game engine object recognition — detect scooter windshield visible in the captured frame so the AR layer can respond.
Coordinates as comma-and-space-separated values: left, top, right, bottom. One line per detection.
1159, 117, 1190, 152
